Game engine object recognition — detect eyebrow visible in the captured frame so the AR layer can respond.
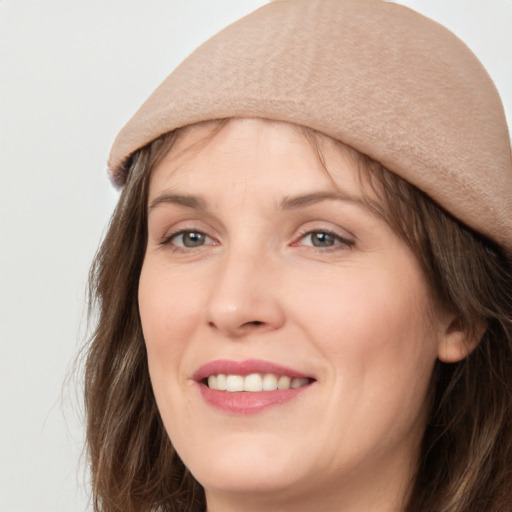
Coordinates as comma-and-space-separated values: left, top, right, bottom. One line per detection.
280, 191, 367, 210
148, 192, 208, 212
148, 190, 371, 214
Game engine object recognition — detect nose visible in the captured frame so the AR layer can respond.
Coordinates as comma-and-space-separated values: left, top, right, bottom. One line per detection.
205, 250, 286, 338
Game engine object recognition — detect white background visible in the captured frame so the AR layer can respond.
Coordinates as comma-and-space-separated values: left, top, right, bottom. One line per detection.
1, 1, 510, 511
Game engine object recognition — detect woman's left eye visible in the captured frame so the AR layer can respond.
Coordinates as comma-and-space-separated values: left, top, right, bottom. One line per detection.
298, 230, 353, 249
166, 230, 214, 248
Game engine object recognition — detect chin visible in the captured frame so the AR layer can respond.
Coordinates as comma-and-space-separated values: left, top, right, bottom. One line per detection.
198, 466, 295, 495
180, 434, 311, 495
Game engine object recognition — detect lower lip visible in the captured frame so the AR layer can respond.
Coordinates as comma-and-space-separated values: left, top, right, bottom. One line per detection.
198, 384, 311, 415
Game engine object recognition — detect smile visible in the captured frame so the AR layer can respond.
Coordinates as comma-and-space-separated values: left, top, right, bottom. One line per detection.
194, 359, 315, 414
206, 373, 311, 392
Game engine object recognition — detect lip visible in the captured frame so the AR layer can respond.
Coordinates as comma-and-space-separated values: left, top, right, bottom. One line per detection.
193, 358, 311, 381
193, 359, 315, 415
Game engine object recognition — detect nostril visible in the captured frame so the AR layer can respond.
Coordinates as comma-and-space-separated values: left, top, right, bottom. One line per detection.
208, 320, 263, 326
207, 319, 265, 334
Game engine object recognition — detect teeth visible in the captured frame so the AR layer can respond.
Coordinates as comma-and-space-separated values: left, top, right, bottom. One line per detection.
262, 373, 277, 391
226, 375, 244, 392
243, 373, 263, 392
216, 373, 227, 390
206, 373, 310, 392
277, 376, 291, 389
291, 377, 308, 388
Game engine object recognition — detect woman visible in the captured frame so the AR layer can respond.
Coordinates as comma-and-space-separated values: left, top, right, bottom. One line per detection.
84, 1, 512, 511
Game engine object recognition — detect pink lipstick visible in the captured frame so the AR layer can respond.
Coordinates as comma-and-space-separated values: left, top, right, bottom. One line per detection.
193, 359, 315, 415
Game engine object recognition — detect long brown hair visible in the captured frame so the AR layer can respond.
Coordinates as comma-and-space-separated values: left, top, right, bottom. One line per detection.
84, 124, 512, 512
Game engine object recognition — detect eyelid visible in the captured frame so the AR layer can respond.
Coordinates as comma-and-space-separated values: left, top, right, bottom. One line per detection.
292, 226, 355, 250
160, 228, 217, 248
156, 220, 354, 253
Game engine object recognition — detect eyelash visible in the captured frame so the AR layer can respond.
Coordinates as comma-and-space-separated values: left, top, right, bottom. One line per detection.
160, 229, 216, 253
160, 227, 354, 253
293, 228, 355, 252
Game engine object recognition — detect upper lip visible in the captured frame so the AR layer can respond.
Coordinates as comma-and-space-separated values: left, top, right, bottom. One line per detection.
193, 359, 313, 382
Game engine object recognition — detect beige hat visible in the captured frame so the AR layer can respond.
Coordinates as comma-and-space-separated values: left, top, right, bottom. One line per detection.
108, 0, 512, 254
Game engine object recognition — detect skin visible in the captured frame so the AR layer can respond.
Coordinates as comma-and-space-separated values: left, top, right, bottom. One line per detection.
138, 118, 465, 512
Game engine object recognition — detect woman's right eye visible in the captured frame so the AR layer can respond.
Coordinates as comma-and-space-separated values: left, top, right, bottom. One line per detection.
165, 230, 214, 249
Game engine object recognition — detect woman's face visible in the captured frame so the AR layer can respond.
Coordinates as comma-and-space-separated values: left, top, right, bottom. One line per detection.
139, 119, 451, 510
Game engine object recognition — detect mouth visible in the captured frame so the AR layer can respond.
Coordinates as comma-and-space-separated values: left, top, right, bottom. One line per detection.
205, 373, 312, 392
193, 359, 316, 414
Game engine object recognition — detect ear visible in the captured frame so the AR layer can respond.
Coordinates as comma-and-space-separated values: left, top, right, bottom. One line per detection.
437, 315, 485, 363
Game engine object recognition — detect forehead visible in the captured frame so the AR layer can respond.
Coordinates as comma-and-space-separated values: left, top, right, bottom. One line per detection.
148, 118, 367, 201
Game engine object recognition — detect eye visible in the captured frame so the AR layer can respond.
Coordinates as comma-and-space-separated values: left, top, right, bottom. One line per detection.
167, 230, 214, 248
298, 230, 354, 249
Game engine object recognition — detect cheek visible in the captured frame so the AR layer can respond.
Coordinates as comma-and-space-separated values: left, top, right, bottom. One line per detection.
138, 263, 202, 373
138, 262, 208, 442
297, 263, 433, 347
295, 264, 438, 413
